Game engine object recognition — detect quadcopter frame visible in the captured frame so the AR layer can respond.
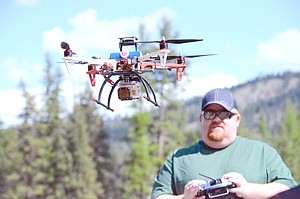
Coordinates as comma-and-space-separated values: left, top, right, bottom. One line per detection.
60, 37, 213, 111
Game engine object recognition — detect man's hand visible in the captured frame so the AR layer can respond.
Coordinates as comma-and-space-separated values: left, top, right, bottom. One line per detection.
223, 172, 251, 198
183, 180, 206, 199
222, 172, 290, 199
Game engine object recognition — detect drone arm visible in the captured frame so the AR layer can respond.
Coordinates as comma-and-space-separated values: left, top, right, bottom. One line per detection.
166, 64, 187, 81
86, 70, 97, 86
103, 76, 114, 85
175, 67, 186, 81
138, 49, 170, 67
139, 62, 155, 72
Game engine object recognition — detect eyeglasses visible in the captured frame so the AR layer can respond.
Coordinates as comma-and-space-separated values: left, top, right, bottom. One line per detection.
202, 111, 236, 120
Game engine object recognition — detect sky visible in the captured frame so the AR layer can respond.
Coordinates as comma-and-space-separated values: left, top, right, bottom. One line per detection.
1, 0, 300, 127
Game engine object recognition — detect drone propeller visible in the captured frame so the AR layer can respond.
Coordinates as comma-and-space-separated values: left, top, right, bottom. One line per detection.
164, 38, 203, 44
138, 36, 203, 50
138, 37, 203, 44
166, 54, 216, 60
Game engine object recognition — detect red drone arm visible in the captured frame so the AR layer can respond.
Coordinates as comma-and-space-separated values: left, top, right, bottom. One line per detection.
166, 64, 187, 81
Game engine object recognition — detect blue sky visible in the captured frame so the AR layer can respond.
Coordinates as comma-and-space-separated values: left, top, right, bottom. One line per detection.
1, 0, 300, 127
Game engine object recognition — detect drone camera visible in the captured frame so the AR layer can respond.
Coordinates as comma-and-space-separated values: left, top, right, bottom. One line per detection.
118, 81, 141, 100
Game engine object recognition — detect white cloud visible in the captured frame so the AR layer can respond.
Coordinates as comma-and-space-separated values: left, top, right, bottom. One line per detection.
0, 89, 24, 127
43, 8, 177, 55
0, 87, 43, 128
43, 27, 65, 53
257, 28, 300, 71
180, 73, 239, 99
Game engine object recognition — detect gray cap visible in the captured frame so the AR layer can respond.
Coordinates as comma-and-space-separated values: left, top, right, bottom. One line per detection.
201, 88, 238, 111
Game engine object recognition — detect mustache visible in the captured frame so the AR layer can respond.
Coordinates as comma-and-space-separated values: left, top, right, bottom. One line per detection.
209, 120, 224, 128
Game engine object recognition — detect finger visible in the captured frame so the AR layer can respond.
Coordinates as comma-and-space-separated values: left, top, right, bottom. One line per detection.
223, 172, 241, 179
228, 186, 239, 194
185, 182, 200, 193
227, 178, 241, 187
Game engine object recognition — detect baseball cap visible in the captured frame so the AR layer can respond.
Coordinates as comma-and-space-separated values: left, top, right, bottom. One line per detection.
201, 88, 238, 111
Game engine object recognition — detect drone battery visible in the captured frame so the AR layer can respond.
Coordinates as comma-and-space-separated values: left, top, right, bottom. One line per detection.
118, 82, 140, 100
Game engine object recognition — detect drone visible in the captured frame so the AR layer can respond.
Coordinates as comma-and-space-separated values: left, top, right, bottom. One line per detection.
60, 36, 215, 112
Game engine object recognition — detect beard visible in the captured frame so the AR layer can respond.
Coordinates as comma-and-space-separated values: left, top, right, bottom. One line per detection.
207, 126, 226, 142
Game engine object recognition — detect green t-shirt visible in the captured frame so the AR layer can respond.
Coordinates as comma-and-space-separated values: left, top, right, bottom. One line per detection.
151, 136, 297, 199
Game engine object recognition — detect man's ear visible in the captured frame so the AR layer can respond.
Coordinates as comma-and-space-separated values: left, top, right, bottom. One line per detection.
235, 113, 241, 127
199, 114, 203, 122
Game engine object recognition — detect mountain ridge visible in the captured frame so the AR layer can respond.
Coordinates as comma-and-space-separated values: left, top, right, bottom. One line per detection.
184, 71, 300, 132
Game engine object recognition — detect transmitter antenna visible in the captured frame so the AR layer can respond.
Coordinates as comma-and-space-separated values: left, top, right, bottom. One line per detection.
198, 173, 215, 180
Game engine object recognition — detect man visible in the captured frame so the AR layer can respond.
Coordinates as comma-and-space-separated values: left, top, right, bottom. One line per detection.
151, 88, 297, 199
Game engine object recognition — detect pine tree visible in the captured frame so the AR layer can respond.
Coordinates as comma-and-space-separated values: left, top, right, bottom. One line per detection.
65, 86, 104, 198
123, 18, 190, 199
257, 111, 272, 143
275, 100, 300, 183
18, 80, 39, 125
39, 55, 73, 198
77, 86, 115, 199
145, 17, 188, 162
3, 79, 52, 199
0, 128, 22, 199
123, 111, 154, 199
65, 102, 102, 199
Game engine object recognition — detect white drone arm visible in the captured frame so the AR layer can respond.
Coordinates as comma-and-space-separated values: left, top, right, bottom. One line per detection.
138, 49, 170, 67
62, 57, 117, 71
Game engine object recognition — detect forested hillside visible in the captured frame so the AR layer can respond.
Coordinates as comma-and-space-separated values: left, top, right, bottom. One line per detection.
182, 71, 300, 134
233, 72, 300, 131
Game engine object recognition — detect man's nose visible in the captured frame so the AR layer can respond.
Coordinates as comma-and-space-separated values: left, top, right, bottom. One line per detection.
213, 115, 223, 121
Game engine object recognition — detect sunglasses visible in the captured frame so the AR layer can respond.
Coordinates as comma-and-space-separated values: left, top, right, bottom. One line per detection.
202, 111, 237, 120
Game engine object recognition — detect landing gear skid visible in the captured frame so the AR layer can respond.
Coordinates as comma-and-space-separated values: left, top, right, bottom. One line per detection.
93, 71, 160, 112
